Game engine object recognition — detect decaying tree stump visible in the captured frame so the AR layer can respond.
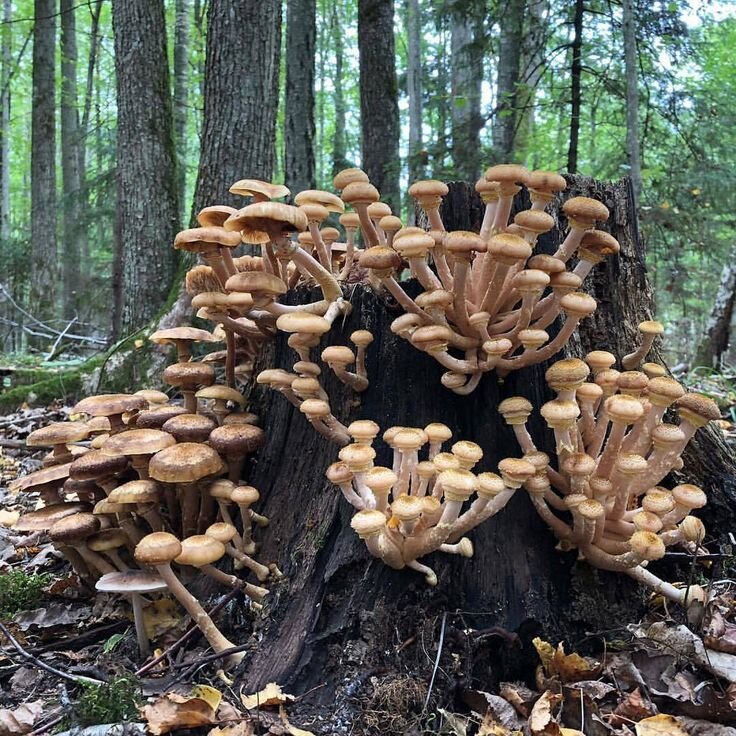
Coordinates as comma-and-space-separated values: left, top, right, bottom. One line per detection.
234, 176, 736, 726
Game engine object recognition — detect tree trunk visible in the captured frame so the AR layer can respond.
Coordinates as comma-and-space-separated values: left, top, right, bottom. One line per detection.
111, 0, 179, 336
173, 0, 190, 223
622, 0, 642, 208
0, 0, 10, 242
330, 3, 349, 177
358, 0, 400, 213
60, 0, 83, 319
406, 0, 424, 191
694, 262, 736, 369
492, 0, 524, 161
567, 0, 584, 174
450, 2, 483, 182
30, 0, 57, 320
191, 0, 282, 219
284, 0, 316, 197
233, 176, 736, 717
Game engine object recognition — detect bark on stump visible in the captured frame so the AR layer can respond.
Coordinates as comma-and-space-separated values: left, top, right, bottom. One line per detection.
234, 176, 736, 723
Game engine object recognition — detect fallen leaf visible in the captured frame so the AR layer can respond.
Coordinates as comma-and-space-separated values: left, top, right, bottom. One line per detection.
461, 690, 524, 731
143, 598, 182, 639
240, 683, 296, 710
635, 714, 688, 736
13, 602, 91, 630
0, 701, 43, 736
0, 510, 20, 528
208, 723, 254, 736
499, 682, 537, 718
477, 711, 510, 736
192, 685, 222, 713
533, 638, 600, 684
528, 691, 562, 736
610, 687, 657, 726
141, 691, 219, 735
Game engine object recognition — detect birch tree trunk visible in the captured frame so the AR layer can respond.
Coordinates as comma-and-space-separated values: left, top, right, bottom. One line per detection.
284, 0, 316, 196
111, 0, 179, 336
173, 0, 190, 223
331, 3, 349, 176
567, 0, 584, 174
30, 0, 57, 320
358, 0, 400, 213
191, 0, 282, 217
622, 0, 642, 208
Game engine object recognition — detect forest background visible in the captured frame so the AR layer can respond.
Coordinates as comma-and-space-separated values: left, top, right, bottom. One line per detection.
0, 0, 734, 382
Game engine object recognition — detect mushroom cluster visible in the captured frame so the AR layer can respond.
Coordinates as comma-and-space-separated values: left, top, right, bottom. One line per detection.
498, 339, 719, 606
326, 420, 535, 585
11, 385, 275, 666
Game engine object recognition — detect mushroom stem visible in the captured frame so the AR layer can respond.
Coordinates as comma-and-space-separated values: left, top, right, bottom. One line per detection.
130, 593, 151, 658
200, 563, 269, 604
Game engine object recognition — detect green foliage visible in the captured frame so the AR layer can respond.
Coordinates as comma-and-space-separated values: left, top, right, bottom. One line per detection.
0, 571, 51, 618
66, 675, 142, 728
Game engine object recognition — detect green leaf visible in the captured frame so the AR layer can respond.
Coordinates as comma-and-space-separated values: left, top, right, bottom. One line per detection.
103, 632, 125, 653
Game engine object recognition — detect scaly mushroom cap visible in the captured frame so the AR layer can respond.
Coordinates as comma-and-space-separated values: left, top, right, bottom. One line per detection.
205, 522, 239, 544
392, 232, 435, 259
321, 345, 356, 366
150, 327, 217, 347
196, 385, 245, 407
438, 469, 477, 500
347, 419, 380, 443
424, 423, 452, 444
433, 452, 460, 472
185, 265, 223, 295
444, 230, 486, 256
560, 292, 597, 317
96, 570, 168, 594
339, 212, 361, 229
49, 512, 100, 544
341, 181, 380, 206
675, 393, 721, 428
630, 530, 666, 561
175, 535, 226, 567
452, 441, 483, 468
545, 359, 590, 393
671, 484, 707, 509
526, 170, 567, 197
294, 189, 345, 213
13, 502, 91, 532
561, 453, 597, 477
174, 227, 242, 253
393, 429, 427, 451
391, 494, 423, 521
514, 210, 555, 235
477, 473, 505, 497
497, 458, 536, 487
333, 168, 369, 191
648, 378, 686, 407
338, 443, 376, 472
229, 178, 290, 201
136, 405, 188, 429
578, 498, 605, 521
73, 394, 147, 418
523, 450, 550, 473
163, 362, 216, 389
135, 532, 182, 566
276, 312, 331, 335
197, 205, 239, 228
149, 443, 226, 484
540, 400, 580, 428
487, 232, 532, 265
562, 196, 609, 228
224, 202, 307, 243
26, 422, 90, 447
365, 466, 398, 493
617, 371, 649, 395
102, 429, 176, 457
108, 480, 162, 505
641, 489, 675, 516
69, 450, 128, 481
161, 413, 217, 443
649, 423, 686, 449
223, 412, 259, 426
498, 397, 533, 425
604, 394, 645, 424
615, 453, 648, 476
208, 424, 266, 456
359, 246, 402, 272
225, 271, 287, 297
528, 254, 565, 274
351, 509, 387, 538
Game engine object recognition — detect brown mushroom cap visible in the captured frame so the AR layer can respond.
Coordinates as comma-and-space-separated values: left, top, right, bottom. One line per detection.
161, 413, 216, 443
27, 422, 90, 447
224, 202, 308, 242
135, 532, 182, 566
341, 181, 381, 206
135, 405, 189, 429
545, 359, 590, 391
513, 210, 555, 234
69, 450, 128, 481
73, 394, 147, 418
196, 385, 245, 407
49, 512, 100, 544
230, 485, 260, 506
276, 312, 331, 335
562, 196, 609, 226
205, 521, 239, 544
560, 292, 597, 317
197, 205, 239, 228
102, 429, 176, 457
150, 327, 217, 348
208, 424, 266, 456
675, 393, 721, 427
339, 211, 361, 229
484, 164, 529, 187
108, 480, 162, 505
444, 230, 486, 255
229, 178, 290, 201
9, 462, 74, 492
487, 232, 532, 264
87, 528, 129, 552
96, 569, 168, 594
225, 270, 287, 297
498, 397, 533, 424
13, 502, 92, 532
294, 189, 345, 213
163, 362, 216, 388
333, 168, 369, 191
175, 535, 226, 567
526, 170, 567, 196
174, 227, 242, 252
149, 443, 226, 484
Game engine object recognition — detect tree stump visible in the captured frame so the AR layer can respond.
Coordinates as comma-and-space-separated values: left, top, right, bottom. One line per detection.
234, 176, 736, 725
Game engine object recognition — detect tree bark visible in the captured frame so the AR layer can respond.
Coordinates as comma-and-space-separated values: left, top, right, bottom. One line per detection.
492, 0, 524, 161
284, 0, 316, 197
358, 0, 400, 213
622, 0, 642, 208
191, 0, 282, 219
450, 1, 484, 182
173, 0, 190, 224
406, 0, 424, 191
694, 262, 736, 369
232, 176, 736, 717
111, 0, 179, 337
567, 0, 584, 174
30, 0, 57, 320
60, 0, 83, 319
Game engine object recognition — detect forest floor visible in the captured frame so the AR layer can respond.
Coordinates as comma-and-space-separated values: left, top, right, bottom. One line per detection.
2, 383, 736, 735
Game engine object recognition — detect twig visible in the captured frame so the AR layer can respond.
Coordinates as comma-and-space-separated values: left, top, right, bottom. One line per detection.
0, 620, 106, 686
423, 611, 447, 713
135, 588, 240, 677
46, 316, 78, 361
167, 643, 250, 686
28, 707, 65, 736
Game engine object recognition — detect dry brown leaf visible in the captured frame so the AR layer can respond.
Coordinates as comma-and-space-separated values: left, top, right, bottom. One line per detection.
477, 711, 510, 736
499, 682, 537, 718
704, 609, 736, 655
533, 637, 601, 683
611, 687, 656, 726
635, 714, 688, 736
141, 691, 221, 735
143, 598, 181, 639
528, 691, 562, 736
240, 683, 296, 710
207, 723, 254, 736
0, 701, 43, 736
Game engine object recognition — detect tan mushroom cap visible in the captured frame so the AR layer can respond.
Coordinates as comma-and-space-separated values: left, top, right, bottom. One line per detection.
101, 429, 176, 457
333, 168, 369, 191
94, 498, 128, 515
27, 422, 90, 447
149, 443, 226, 484
424, 423, 453, 443
73, 394, 147, 418
339, 212, 361, 229
617, 371, 649, 395
10, 463, 71, 493
416, 290, 453, 311
230, 485, 260, 506
339, 443, 376, 472
391, 494, 423, 521
615, 453, 648, 476
579, 230, 620, 258
444, 230, 486, 255
294, 189, 345, 213
604, 394, 645, 424
150, 327, 217, 347
487, 232, 532, 264
514, 210, 555, 234
392, 232, 435, 258
438, 468, 478, 499
365, 466, 398, 492
561, 453, 597, 477
96, 570, 168, 594
540, 399, 580, 427
163, 362, 216, 387
359, 246, 402, 272
642, 363, 667, 379
351, 509, 387, 537
511, 269, 550, 293
135, 532, 183, 566
208, 424, 266, 455
197, 205, 239, 228
196, 385, 245, 407
321, 345, 355, 365
407, 179, 449, 200
175, 535, 226, 567
300, 398, 331, 418
679, 515, 705, 543
87, 528, 129, 552
638, 320, 665, 335
134, 389, 169, 406
174, 227, 242, 253
393, 429, 427, 451
452, 441, 483, 469
321, 226, 340, 242
498, 397, 533, 424
299, 202, 330, 223
671, 484, 707, 509
528, 254, 565, 274
378, 215, 403, 232
205, 521, 239, 544
327, 461, 354, 485
225, 270, 287, 297
484, 164, 529, 187
650, 423, 686, 449
585, 350, 617, 373
347, 419, 380, 442
136, 405, 188, 429
560, 292, 597, 317
49, 512, 100, 544
276, 312, 331, 335
630, 530, 666, 561
641, 489, 675, 515
675, 393, 721, 427
545, 358, 590, 391
576, 382, 603, 403
432, 452, 460, 472
549, 271, 583, 292
517, 330, 549, 349
562, 196, 610, 226
207, 478, 236, 500
224, 202, 308, 243
497, 458, 536, 486
69, 450, 128, 481
526, 170, 567, 197
229, 178, 290, 200
475, 178, 501, 200
108, 480, 162, 505
338, 181, 381, 207
13, 502, 91, 531
411, 324, 452, 351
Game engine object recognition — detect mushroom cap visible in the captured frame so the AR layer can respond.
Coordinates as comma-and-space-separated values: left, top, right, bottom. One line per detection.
276, 312, 331, 335
136, 405, 189, 429
161, 413, 217, 443
333, 168, 369, 191
87, 528, 129, 552
477, 473, 505, 497
294, 189, 345, 213
321, 226, 340, 242
49, 512, 100, 543
135, 532, 182, 566
513, 210, 555, 234
649, 423, 686, 448
134, 389, 170, 406
13, 502, 91, 531
226, 270, 287, 297
321, 345, 356, 365
27, 422, 90, 447
175, 535, 225, 567
540, 399, 580, 427
208, 424, 266, 455
561, 453, 597, 477
299, 202, 330, 222
595, 369, 621, 394
487, 233, 532, 264
484, 337, 514, 355
484, 164, 529, 186
638, 320, 665, 335
577, 498, 605, 521
96, 570, 168, 594
225, 202, 308, 243
73, 394, 147, 418
642, 363, 667, 379
416, 290, 453, 311
196, 385, 245, 407
523, 450, 550, 472
671, 484, 707, 509
511, 269, 550, 293
633, 511, 663, 533
205, 522, 239, 544
341, 181, 380, 205
350, 509, 386, 537
229, 178, 290, 200
185, 264, 223, 295
365, 466, 398, 493
630, 530, 666, 561
163, 362, 216, 388
407, 179, 449, 200
585, 350, 617, 373
326, 461, 354, 485
207, 478, 236, 500
338, 443, 376, 472
417, 461, 437, 479
108, 480, 162, 505
526, 170, 567, 194
576, 382, 603, 403
149, 443, 226, 483
432, 452, 460, 472
443, 230, 486, 255
545, 359, 590, 392
69, 450, 128, 481
347, 419, 380, 442
614, 453, 648, 476
475, 177, 501, 199
293, 361, 322, 377
579, 229, 620, 257
549, 271, 583, 292
150, 327, 216, 347
451, 440, 483, 467
222, 412, 259, 426
174, 227, 242, 252
679, 515, 705, 543
528, 254, 565, 274
94, 498, 128, 515
367, 202, 392, 220
411, 325, 452, 350
641, 489, 676, 515
517, 330, 549, 349
617, 371, 649, 395
230, 485, 260, 506
392, 232, 435, 258
378, 215, 403, 232
102, 429, 176, 457
675, 393, 721, 427
359, 246, 402, 272
562, 196, 610, 225
424, 423, 453, 443
197, 205, 239, 228
604, 395, 645, 424
497, 458, 536, 486
560, 292, 597, 317
393, 429, 427, 451
438, 468, 477, 499
339, 212, 361, 229
391, 494, 423, 521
